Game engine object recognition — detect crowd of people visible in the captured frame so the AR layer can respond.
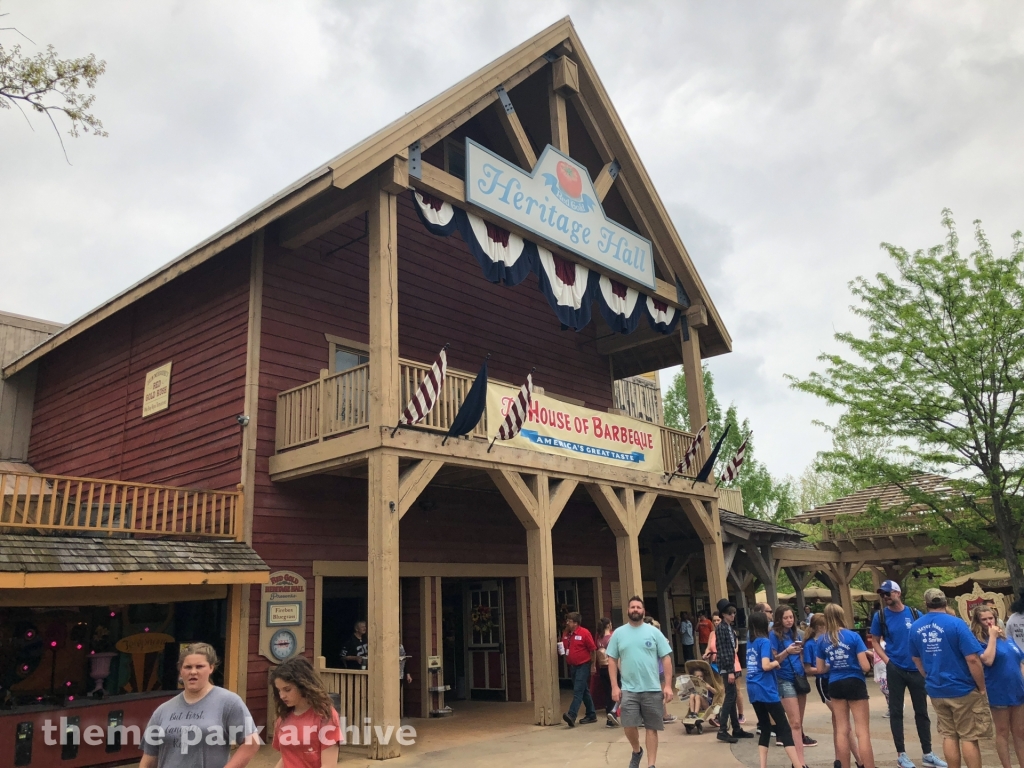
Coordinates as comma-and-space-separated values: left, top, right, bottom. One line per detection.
562, 585, 1024, 768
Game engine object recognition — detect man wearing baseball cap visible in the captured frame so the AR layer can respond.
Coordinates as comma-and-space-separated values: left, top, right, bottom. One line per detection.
870, 580, 947, 768
910, 588, 993, 768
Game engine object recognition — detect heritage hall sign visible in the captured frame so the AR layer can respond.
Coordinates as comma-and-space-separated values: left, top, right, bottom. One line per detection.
465, 140, 656, 289
487, 383, 663, 472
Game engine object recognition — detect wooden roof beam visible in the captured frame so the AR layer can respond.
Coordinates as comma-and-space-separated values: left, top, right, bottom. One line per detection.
593, 160, 619, 203
494, 85, 538, 170
548, 55, 577, 154
276, 179, 371, 249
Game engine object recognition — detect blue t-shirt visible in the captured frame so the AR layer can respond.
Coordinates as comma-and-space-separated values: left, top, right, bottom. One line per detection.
803, 637, 827, 680
816, 629, 867, 682
984, 637, 1024, 707
770, 630, 802, 682
606, 622, 672, 693
870, 606, 918, 670
746, 637, 779, 703
909, 612, 984, 699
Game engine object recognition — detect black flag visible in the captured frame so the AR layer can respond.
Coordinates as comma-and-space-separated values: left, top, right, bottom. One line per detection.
694, 424, 731, 483
443, 357, 489, 445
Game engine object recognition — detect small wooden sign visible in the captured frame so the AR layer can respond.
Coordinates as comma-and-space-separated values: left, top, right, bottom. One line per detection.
142, 362, 172, 417
116, 632, 175, 655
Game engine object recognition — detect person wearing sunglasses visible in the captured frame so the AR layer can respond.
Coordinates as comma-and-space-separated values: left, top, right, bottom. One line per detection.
870, 581, 947, 768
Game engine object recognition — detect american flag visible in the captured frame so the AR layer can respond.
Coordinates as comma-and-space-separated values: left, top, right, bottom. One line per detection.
397, 347, 447, 428
719, 433, 750, 484
675, 423, 707, 476
489, 372, 533, 451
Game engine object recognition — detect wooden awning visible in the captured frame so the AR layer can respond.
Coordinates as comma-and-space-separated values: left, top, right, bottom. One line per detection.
0, 534, 269, 589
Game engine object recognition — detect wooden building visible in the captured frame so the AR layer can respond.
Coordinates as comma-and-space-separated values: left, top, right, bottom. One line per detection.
0, 18, 739, 762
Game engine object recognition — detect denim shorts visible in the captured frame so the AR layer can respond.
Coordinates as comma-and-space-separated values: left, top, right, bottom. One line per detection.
778, 679, 798, 698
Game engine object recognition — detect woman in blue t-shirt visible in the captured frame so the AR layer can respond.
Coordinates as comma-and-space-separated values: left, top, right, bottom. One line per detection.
747, 612, 804, 768
972, 606, 1024, 768
771, 605, 814, 763
805, 613, 865, 768
816, 604, 875, 768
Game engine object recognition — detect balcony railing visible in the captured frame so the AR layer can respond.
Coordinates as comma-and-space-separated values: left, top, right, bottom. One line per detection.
0, 470, 242, 539
315, 660, 369, 727
276, 358, 705, 478
613, 376, 663, 424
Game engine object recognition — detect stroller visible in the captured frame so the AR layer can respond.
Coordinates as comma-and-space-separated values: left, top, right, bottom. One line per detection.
678, 659, 723, 734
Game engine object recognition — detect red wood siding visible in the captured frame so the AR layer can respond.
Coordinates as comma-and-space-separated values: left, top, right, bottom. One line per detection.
28, 243, 251, 490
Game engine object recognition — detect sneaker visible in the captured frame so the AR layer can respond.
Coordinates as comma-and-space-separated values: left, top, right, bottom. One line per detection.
718, 732, 739, 743
738, 714, 746, 723
733, 730, 755, 738
834, 761, 842, 768
580, 715, 597, 724
629, 749, 644, 768
776, 739, 784, 747
922, 754, 948, 768
802, 734, 818, 747
898, 753, 917, 768
663, 714, 678, 723
606, 712, 620, 727
883, 710, 891, 718
562, 712, 576, 728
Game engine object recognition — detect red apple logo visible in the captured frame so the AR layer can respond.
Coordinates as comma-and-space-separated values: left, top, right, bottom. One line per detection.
555, 161, 583, 199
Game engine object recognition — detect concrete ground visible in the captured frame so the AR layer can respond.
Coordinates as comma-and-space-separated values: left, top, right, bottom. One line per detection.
123, 678, 1016, 768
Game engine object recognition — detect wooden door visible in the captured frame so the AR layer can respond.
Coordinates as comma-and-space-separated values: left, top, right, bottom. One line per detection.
466, 581, 505, 697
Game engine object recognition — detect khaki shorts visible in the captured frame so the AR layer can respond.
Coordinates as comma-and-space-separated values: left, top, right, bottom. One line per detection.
931, 689, 994, 742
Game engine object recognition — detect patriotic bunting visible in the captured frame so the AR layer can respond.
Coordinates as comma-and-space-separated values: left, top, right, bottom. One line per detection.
488, 371, 534, 452
719, 433, 750, 486
596, 276, 643, 334
412, 191, 458, 236
457, 212, 535, 286
535, 248, 595, 330
392, 346, 448, 436
409, 190, 684, 337
669, 422, 707, 479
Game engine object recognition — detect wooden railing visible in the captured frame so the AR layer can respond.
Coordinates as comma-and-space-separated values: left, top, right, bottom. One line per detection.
660, 424, 707, 478
399, 358, 488, 439
613, 376, 663, 424
316, 663, 369, 727
0, 470, 241, 539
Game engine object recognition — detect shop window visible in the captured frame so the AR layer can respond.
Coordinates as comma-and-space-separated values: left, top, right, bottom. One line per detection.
325, 334, 369, 374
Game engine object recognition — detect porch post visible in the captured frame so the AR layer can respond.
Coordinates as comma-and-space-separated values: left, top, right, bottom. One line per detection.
680, 319, 708, 430
679, 497, 728, 609
586, 485, 649, 617
223, 584, 245, 695
367, 174, 402, 759
525, 475, 559, 725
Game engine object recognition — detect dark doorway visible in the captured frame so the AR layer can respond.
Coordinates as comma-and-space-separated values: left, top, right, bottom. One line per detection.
441, 578, 508, 701
321, 578, 367, 669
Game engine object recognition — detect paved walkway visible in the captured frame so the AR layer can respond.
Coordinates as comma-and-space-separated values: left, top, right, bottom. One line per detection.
124, 680, 1015, 768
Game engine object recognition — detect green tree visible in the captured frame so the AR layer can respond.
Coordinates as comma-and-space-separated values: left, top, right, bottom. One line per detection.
790, 210, 1024, 592
665, 366, 798, 523
1, 10, 107, 159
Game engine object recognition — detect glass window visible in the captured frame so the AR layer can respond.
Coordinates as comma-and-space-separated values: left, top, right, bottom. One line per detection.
335, 348, 368, 373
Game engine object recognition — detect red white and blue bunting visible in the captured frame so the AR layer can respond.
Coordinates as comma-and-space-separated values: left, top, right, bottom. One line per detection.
412, 191, 681, 336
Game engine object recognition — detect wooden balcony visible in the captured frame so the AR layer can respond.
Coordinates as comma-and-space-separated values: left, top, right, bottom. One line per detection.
612, 375, 663, 424
274, 358, 708, 485
0, 469, 242, 540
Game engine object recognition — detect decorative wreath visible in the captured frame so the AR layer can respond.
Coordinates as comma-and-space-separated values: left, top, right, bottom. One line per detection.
471, 606, 497, 635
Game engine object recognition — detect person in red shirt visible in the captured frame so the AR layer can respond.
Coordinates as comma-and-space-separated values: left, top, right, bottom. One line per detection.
698, 613, 714, 654
271, 656, 343, 768
562, 611, 598, 727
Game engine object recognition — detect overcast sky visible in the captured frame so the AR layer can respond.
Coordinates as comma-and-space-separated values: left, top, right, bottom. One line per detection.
3, 1, 1023, 485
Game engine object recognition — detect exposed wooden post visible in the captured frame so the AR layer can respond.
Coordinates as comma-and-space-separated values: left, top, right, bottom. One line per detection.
367, 452, 401, 759
368, 181, 400, 431
679, 497, 728, 609
593, 160, 618, 202
785, 567, 814, 620
419, 577, 432, 718
680, 323, 708, 431
366, 175, 402, 759
586, 484, 646, 615
494, 85, 538, 170
826, 561, 865, 622
548, 76, 569, 154
223, 584, 244, 695
516, 575, 532, 702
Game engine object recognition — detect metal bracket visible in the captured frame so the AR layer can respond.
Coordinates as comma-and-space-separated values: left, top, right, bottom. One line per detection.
607, 159, 621, 180
543, 52, 559, 63
408, 140, 422, 180
495, 85, 515, 115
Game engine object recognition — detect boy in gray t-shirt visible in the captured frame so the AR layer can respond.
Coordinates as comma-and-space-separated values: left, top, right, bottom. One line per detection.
141, 686, 257, 768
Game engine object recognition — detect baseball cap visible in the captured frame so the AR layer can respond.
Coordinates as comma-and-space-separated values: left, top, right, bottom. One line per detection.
923, 587, 947, 607
877, 580, 901, 594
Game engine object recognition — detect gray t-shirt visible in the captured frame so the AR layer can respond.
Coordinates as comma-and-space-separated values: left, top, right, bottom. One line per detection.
142, 686, 257, 767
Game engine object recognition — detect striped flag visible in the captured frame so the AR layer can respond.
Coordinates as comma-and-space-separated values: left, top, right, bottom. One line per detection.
393, 347, 447, 435
488, 371, 533, 451
719, 433, 750, 484
673, 422, 707, 477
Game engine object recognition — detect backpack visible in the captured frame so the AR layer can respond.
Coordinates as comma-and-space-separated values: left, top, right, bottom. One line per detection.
874, 605, 919, 641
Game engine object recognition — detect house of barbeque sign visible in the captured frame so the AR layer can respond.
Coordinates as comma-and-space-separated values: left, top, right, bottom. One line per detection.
465, 139, 656, 290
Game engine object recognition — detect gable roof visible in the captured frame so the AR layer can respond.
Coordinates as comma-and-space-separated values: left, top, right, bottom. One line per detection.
788, 473, 952, 523
4, 17, 730, 379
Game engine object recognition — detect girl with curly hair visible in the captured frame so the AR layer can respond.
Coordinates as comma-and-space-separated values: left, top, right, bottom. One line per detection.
270, 656, 343, 768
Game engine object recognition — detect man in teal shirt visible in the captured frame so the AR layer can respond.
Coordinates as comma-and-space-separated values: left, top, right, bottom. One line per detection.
608, 596, 674, 768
